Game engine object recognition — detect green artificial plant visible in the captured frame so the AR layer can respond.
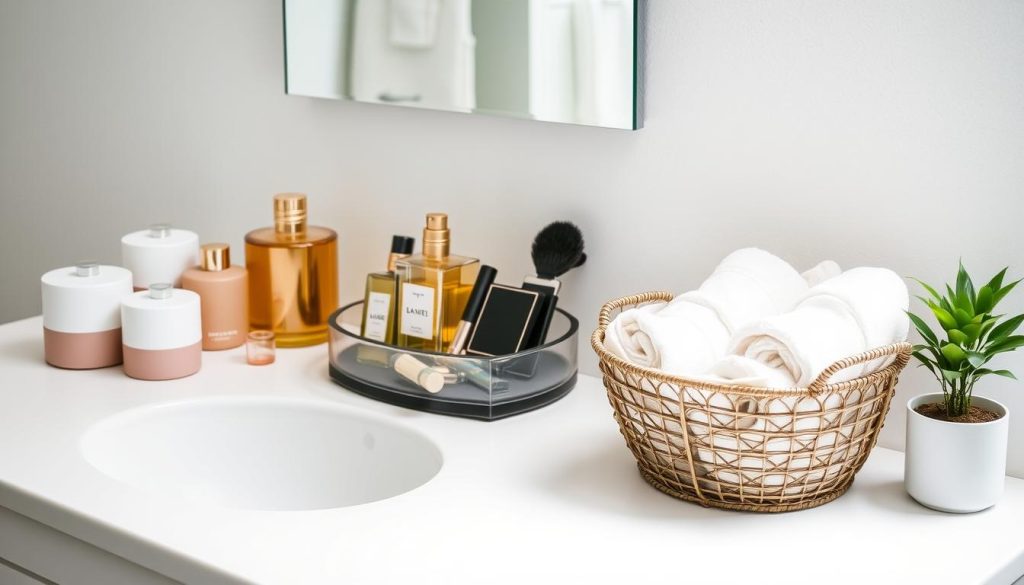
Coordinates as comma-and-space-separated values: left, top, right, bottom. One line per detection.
908, 263, 1023, 417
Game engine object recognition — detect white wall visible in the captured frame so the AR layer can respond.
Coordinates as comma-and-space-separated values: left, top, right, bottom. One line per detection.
2, 0, 1023, 475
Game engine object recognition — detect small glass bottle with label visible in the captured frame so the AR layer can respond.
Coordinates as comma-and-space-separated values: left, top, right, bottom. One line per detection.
396, 213, 480, 352
361, 235, 415, 344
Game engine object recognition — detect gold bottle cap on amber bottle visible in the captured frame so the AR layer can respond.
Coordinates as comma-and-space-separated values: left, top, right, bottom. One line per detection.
274, 193, 308, 235
200, 243, 230, 272
423, 213, 450, 259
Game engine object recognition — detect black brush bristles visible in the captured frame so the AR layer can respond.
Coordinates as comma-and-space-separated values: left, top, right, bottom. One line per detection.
531, 221, 586, 279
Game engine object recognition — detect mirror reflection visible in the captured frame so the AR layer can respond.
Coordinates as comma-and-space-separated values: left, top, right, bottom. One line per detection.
284, 0, 639, 129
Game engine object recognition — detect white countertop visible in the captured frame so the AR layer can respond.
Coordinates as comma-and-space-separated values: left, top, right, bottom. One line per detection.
1, 316, 1023, 585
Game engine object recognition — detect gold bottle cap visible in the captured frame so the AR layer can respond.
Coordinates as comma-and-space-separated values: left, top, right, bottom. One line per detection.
200, 243, 230, 272
274, 193, 308, 235
423, 213, 450, 259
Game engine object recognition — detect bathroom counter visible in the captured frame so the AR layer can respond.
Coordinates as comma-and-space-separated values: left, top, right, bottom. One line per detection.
1, 316, 1023, 585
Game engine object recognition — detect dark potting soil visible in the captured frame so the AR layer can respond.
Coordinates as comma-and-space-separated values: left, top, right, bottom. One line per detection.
915, 402, 1003, 424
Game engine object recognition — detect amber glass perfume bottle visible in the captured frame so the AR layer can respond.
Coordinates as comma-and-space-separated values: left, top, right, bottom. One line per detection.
361, 235, 415, 344
396, 213, 479, 351
245, 194, 338, 347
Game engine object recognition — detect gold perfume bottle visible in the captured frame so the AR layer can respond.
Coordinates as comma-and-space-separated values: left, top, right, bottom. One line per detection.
361, 235, 415, 344
245, 193, 338, 347
396, 213, 479, 352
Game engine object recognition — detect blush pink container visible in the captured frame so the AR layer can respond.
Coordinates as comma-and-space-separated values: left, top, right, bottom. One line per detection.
40, 263, 133, 369
120, 284, 202, 381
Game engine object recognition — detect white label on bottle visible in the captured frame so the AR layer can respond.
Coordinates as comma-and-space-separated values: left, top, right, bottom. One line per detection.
401, 283, 435, 340
363, 292, 392, 342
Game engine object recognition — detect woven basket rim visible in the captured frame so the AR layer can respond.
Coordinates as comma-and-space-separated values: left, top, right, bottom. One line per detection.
592, 291, 912, 398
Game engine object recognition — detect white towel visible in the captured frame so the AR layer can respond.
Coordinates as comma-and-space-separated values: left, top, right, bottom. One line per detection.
719, 267, 910, 388
389, 0, 440, 49
603, 248, 811, 374
351, 0, 476, 111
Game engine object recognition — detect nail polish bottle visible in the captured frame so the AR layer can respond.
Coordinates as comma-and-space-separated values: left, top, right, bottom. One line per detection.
182, 243, 249, 350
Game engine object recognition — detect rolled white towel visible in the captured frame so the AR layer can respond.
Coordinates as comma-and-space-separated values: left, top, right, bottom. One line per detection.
677, 248, 810, 332
601, 302, 665, 368
720, 267, 909, 387
801, 260, 842, 287
604, 248, 815, 374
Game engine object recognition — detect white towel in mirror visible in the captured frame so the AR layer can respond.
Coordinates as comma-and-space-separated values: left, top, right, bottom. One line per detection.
389, 0, 441, 49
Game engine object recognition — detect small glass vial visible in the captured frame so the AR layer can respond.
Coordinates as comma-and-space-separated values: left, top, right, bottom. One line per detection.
182, 243, 249, 350
361, 235, 415, 344
121, 224, 199, 290
247, 330, 276, 366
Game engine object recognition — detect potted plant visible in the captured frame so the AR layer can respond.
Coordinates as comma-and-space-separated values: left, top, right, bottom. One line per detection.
904, 263, 1022, 512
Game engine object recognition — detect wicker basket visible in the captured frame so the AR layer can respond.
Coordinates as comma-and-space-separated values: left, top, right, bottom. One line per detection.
592, 292, 912, 513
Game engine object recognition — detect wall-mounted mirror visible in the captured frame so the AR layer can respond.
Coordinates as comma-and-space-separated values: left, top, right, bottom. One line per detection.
284, 0, 641, 130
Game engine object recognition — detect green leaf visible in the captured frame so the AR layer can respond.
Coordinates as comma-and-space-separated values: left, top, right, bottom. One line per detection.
907, 312, 939, 346
943, 285, 958, 313
986, 267, 1009, 294
987, 335, 1024, 355
973, 368, 1017, 381
966, 351, 988, 368
940, 343, 967, 365
961, 323, 982, 343
948, 329, 968, 346
980, 316, 1001, 340
940, 368, 963, 382
975, 286, 994, 315
956, 261, 972, 303
992, 278, 1022, 310
953, 307, 974, 326
987, 314, 1024, 345
911, 351, 936, 369
911, 278, 944, 303
929, 303, 958, 331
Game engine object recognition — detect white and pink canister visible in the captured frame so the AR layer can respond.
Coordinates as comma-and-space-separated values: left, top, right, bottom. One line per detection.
120, 283, 202, 380
40, 262, 133, 369
121, 224, 199, 290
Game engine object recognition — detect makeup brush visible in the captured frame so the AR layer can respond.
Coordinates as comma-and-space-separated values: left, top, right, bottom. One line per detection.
527, 221, 587, 295
521, 221, 587, 349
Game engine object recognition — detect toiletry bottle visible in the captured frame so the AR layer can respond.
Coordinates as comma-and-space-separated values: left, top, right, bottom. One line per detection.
120, 284, 202, 381
41, 262, 133, 369
245, 194, 338, 347
396, 213, 479, 351
361, 235, 415, 344
121, 224, 199, 290
182, 243, 249, 350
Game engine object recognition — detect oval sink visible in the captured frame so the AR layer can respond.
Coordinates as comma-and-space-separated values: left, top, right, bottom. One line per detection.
80, 397, 442, 511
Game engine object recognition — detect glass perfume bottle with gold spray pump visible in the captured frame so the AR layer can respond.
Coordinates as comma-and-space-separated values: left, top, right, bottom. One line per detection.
361, 235, 415, 344
245, 193, 338, 347
396, 213, 479, 352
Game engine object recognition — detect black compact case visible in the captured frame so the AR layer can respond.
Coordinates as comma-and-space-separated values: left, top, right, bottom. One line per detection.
465, 285, 542, 357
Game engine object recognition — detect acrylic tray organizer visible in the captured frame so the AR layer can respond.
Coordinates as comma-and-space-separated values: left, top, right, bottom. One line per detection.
592, 292, 912, 513
328, 301, 579, 421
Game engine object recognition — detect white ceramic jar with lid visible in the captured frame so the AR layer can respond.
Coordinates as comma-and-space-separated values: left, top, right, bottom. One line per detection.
120, 283, 202, 380
121, 224, 200, 289
40, 262, 133, 369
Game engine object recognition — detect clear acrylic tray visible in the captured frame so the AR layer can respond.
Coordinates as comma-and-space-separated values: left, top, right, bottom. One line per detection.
328, 301, 578, 420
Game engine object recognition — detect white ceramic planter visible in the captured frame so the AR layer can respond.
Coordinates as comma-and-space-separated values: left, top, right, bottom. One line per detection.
905, 393, 1009, 513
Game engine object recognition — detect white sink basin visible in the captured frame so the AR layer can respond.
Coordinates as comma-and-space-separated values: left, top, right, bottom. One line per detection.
80, 397, 442, 511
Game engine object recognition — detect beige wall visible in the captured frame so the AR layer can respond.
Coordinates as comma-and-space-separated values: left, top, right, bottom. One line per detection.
2, 0, 1023, 474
